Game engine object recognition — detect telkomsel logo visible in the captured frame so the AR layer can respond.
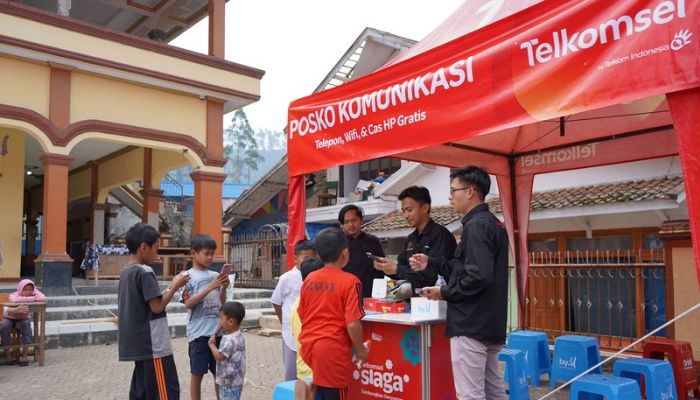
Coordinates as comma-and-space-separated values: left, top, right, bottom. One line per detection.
671, 29, 693, 50
520, 0, 687, 67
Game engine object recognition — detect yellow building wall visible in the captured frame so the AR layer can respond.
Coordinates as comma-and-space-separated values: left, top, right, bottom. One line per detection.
68, 167, 91, 201
152, 149, 189, 184
0, 56, 50, 118
0, 129, 25, 279
0, 13, 261, 97
97, 147, 144, 202
70, 73, 207, 144
672, 247, 700, 361
65, 146, 192, 203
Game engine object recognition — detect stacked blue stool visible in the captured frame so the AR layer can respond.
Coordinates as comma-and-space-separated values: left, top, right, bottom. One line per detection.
507, 330, 551, 386
550, 335, 601, 388
499, 348, 530, 400
613, 358, 678, 400
570, 374, 642, 400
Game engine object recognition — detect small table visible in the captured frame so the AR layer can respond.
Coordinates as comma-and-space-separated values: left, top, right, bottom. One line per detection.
350, 313, 456, 399
1, 302, 46, 366
80, 244, 130, 284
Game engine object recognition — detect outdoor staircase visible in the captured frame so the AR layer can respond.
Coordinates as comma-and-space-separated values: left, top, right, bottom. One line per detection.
109, 183, 143, 217
43, 281, 274, 349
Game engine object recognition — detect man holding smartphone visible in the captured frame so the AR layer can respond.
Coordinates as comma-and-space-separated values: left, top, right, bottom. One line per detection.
373, 186, 457, 291
410, 166, 509, 400
339, 205, 385, 298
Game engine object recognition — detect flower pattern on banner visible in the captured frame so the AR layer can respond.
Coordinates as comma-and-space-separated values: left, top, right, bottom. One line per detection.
399, 327, 421, 366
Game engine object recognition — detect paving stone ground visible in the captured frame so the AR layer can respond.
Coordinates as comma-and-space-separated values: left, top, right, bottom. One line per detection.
0, 329, 569, 399
0, 329, 284, 400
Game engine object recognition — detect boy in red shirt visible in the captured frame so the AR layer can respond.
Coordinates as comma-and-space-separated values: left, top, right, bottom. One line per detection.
298, 227, 368, 400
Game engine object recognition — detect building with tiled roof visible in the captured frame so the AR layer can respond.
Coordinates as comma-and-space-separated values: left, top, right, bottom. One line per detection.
363, 175, 685, 238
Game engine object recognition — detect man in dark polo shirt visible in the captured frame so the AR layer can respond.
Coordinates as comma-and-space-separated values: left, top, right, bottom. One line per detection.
338, 204, 385, 298
373, 186, 457, 290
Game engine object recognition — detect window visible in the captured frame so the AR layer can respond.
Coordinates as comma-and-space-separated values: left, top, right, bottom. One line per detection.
529, 238, 558, 252
359, 157, 401, 180
642, 233, 664, 249
567, 235, 632, 251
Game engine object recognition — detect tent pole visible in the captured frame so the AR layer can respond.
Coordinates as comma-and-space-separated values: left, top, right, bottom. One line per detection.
509, 156, 527, 329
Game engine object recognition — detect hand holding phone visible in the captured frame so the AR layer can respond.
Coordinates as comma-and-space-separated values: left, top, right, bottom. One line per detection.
219, 263, 232, 276
366, 252, 382, 262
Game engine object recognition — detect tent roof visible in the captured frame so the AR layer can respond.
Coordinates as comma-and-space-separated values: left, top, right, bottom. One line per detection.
383, 0, 543, 68
287, 0, 696, 176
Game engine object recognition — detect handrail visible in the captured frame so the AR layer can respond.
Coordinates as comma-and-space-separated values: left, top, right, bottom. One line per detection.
538, 302, 700, 400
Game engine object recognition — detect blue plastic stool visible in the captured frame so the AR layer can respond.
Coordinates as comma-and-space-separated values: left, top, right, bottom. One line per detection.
550, 335, 601, 389
570, 374, 641, 400
499, 348, 530, 400
272, 380, 297, 400
612, 358, 678, 400
273, 379, 319, 400
507, 330, 551, 386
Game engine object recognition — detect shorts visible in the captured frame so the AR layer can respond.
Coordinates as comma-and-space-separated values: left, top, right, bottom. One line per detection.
129, 355, 180, 400
219, 385, 242, 400
317, 386, 348, 400
189, 336, 220, 375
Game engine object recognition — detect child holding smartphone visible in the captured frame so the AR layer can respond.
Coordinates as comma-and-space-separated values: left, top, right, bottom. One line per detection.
183, 234, 230, 400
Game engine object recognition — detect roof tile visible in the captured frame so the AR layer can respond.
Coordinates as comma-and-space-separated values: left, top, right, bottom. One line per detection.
364, 176, 683, 232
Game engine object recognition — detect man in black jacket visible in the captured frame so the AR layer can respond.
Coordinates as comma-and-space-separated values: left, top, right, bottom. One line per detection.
411, 166, 508, 400
338, 204, 385, 298
373, 186, 456, 291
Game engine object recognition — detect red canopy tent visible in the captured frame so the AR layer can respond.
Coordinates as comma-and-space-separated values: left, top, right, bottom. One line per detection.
286, 0, 700, 320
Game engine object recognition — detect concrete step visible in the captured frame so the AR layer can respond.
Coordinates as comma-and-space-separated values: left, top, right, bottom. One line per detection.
45, 298, 273, 321
45, 308, 276, 349
259, 314, 282, 331
258, 328, 282, 337
38, 287, 276, 349
70, 282, 166, 296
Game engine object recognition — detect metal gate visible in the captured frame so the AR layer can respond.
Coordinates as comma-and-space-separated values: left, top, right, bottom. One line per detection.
230, 224, 287, 289
526, 249, 667, 352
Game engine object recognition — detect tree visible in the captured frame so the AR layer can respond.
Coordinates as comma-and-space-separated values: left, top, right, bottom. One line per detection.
257, 128, 287, 150
224, 109, 264, 183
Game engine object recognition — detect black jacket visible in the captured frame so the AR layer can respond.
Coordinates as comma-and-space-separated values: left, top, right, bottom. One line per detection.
345, 231, 385, 298
431, 203, 509, 344
391, 219, 457, 290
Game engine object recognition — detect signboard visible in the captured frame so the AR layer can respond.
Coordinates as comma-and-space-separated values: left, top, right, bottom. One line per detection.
287, 0, 699, 176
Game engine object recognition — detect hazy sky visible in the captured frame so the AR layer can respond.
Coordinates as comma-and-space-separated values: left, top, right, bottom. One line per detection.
171, 0, 464, 134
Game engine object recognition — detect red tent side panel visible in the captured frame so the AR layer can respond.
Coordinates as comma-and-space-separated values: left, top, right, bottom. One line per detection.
668, 88, 700, 290
287, 175, 306, 269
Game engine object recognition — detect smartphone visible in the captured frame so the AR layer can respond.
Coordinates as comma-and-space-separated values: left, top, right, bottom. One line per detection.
219, 263, 232, 276
365, 252, 382, 261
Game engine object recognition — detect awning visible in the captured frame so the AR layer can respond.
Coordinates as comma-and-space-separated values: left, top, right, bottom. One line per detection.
287, 0, 700, 314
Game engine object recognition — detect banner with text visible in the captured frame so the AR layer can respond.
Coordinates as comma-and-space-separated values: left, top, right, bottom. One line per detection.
287, 0, 699, 176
